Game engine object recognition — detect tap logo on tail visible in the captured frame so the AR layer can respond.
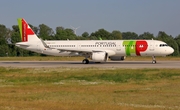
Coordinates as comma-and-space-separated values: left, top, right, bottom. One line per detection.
17, 18, 35, 42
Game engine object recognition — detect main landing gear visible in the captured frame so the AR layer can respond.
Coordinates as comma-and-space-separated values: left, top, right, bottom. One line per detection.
152, 56, 156, 64
82, 59, 89, 64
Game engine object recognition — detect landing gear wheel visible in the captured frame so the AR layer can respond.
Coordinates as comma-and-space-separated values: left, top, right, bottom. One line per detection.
82, 59, 89, 64
152, 60, 156, 64
152, 56, 156, 64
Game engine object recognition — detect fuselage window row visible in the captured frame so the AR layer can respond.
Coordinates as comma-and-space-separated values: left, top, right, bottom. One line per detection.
47, 44, 171, 48
81, 45, 116, 47
48, 45, 75, 47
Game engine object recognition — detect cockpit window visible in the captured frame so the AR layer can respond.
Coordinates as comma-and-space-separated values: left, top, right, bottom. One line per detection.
159, 44, 168, 47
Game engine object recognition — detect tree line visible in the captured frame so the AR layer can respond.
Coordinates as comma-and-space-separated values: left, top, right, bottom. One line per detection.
0, 23, 180, 57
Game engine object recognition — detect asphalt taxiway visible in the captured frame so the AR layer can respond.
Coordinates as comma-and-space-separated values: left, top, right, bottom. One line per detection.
0, 61, 179, 69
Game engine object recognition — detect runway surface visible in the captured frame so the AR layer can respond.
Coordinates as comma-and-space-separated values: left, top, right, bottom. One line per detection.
0, 61, 179, 69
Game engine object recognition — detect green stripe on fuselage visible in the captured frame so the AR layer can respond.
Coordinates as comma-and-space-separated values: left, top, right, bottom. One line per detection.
123, 41, 136, 56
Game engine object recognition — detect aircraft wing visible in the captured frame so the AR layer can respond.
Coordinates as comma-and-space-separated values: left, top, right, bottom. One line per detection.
41, 39, 116, 56
56, 48, 116, 56
57, 48, 92, 53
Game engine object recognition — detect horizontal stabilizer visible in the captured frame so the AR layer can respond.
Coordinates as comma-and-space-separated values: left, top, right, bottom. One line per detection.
15, 42, 29, 47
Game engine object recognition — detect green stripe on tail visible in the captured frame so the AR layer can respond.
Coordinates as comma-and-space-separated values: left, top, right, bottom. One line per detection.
17, 18, 22, 40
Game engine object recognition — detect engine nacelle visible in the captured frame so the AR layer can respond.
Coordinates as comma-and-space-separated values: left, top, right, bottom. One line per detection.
109, 56, 126, 61
92, 51, 108, 62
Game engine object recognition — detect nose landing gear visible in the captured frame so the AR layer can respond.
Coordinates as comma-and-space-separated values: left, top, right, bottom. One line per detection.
152, 56, 156, 64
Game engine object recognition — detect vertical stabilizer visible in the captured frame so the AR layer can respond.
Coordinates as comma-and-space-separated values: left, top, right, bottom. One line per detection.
17, 18, 39, 42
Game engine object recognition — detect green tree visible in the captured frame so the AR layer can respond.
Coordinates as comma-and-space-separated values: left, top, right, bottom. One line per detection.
90, 29, 110, 40
0, 24, 9, 56
56, 26, 64, 32
55, 26, 76, 40
38, 24, 54, 40
111, 30, 122, 40
174, 34, 180, 56
82, 32, 89, 38
139, 32, 155, 40
157, 31, 179, 56
122, 32, 138, 39
65, 28, 76, 39
55, 26, 66, 40
11, 25, 21, 43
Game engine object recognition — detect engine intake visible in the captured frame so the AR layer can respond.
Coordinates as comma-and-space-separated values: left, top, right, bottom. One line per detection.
92, 51, 108, 62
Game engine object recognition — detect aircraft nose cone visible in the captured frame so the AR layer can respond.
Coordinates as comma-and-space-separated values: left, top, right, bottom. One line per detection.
170, 47, 174, 54
167, 47, 174, 55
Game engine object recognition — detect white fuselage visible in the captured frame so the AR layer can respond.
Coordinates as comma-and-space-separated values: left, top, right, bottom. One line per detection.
16, 40, 174, 57
15, 18, 175, 64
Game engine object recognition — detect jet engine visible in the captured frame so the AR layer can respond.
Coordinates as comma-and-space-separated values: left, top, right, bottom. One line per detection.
109, 56, 126, 61
91, 51, 108, 62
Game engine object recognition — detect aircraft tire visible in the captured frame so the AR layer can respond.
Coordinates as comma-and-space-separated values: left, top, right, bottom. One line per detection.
152, 60, 156, 64
82, 59, 89, 64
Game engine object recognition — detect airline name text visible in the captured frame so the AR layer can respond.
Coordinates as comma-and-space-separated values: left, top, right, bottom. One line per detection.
95, 42, 116, 45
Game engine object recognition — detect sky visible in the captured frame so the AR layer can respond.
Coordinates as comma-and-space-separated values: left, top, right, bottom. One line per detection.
0, 0, 180, 37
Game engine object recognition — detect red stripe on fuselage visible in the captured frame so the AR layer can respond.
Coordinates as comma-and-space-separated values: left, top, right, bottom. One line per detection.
136, 41, 148, 56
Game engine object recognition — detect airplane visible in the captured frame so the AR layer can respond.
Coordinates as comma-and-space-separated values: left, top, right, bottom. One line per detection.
15, 18, 174, 64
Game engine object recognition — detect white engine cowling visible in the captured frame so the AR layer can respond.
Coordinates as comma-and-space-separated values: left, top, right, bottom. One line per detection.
92, 51, 108, 62
109, 56, 126, 61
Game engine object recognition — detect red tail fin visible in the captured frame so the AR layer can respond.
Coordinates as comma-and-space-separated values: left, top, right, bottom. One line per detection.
18, 18, 35, 42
